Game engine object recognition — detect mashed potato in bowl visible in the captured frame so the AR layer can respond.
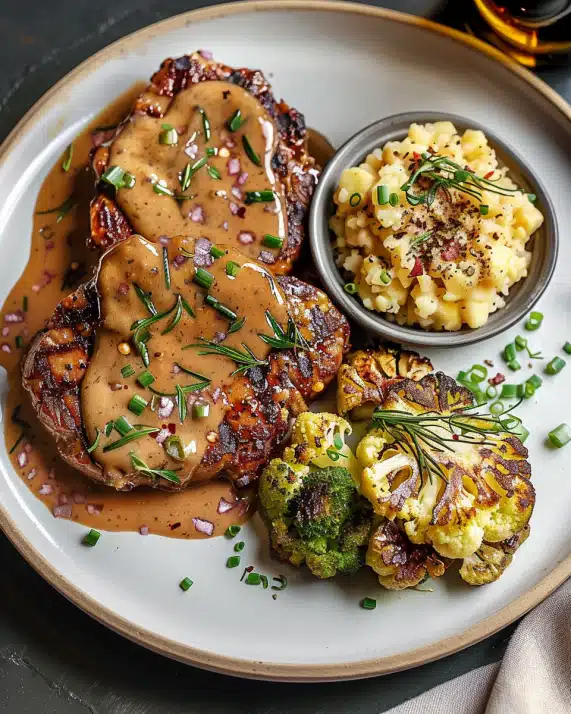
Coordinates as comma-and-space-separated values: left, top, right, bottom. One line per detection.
329, 122, 544, 331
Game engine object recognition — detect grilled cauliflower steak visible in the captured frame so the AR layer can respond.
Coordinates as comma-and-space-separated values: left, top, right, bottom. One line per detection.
337, 346, 432, 420
89, 51, 318, 274
357, 372, 534, 587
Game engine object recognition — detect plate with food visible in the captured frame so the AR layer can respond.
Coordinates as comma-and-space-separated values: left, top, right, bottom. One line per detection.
1, 0, 570, 681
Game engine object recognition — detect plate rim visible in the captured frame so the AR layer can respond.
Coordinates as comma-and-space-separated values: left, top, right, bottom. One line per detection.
1, 0, 570, 682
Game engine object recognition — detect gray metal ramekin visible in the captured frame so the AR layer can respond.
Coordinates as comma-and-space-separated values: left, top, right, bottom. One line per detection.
309, 112, 558, 347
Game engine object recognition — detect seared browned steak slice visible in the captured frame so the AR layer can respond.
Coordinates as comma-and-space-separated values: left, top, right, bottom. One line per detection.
22, 274, 349, 491
90, 52, 318, 273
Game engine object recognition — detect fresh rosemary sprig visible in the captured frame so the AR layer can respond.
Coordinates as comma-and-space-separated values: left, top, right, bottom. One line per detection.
36, 195, 76, 223
133, 284, 157, 315
130, 451, 181, 484
259, 311, 309, 351
186, 337, 268, 375
401, 152, 533, 208
372, 402, 522, 484
409, 230, 433, 250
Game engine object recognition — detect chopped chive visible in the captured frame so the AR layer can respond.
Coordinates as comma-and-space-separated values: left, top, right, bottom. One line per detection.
245, 190, 274, 204
515, 335, 527, 350
262, 234, 284, 250
210, 245, 226, 259
242, 135, 261, 165
227, 556, 241, 568
500, 384, 519, 399
490, 401, 505, 415
479, 204, 489, 215
137, 370, 155, 388
227, 109, 245, 132
349, 192, 361, 207
226, 261, 241, 277
101, 165, 135, 190
527, 193, 537, 203
128, 394, 148, 416
15, 336, 23, 348
193, 402, 210, 419
104, 421, 114, 437
271, 575, 287, 591
376, 184, 390, 205
523, 382, 536, 399
162, 247, 171, 289
379, 269, 391, 285
198, 107, 211, 141
114, 416, 133, 436
207, 165, 221, 180
159, 127, 178, 145
234, 541, 245, 552
503, 343, 517, 363
86, 428, 100, 454
344, 282, 357, 295
486, 385, 498, 399
225, 525, 241, 538
83, 529, 101, 547
361, 597, 377, 610
389, 193, 399, 206
179, 577, 193, 591
121, 364, 135, 378
22, 296, 28, 312
153, 182, 173, 196
507, 359, 521, 371
122, 172, 136, 189
545, 356, 566, 375
62, 143, 74, 172
228, 316, 246, 334
564, 342, 571, 355
193, 268, 214, 290
527, 374, 543, 389
525, 311, 544, 331
326, 448, 340, 462
260, 575, 268, 589
36, 194, 76, 223
245, 573, 261, 585
205, 295, 237, 322
548, 423, 571, 448
180, 163, 192, 192
206, 146, 218, 157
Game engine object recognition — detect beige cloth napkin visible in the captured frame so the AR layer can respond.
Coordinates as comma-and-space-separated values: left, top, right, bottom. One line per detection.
386, 579, 571, 714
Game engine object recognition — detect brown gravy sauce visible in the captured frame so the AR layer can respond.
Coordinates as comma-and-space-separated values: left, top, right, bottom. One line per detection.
109, 80, 286, 265
1, 84, 260, 539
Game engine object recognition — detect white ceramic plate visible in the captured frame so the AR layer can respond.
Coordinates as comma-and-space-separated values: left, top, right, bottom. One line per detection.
1, 1, 571, 682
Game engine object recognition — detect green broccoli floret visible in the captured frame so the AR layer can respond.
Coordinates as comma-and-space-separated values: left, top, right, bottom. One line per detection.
259, 461, 373, 579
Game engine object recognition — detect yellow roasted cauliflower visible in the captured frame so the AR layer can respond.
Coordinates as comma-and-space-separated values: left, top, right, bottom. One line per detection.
357, 372, 534, 564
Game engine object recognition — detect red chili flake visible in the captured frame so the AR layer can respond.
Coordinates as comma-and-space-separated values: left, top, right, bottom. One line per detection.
488, 373, 505, 386
484, 171, 495, 179
452, 434, 459, 441
170, 522, 181, 530
117, 282, 129, 296
237, 206, 246, 219
246, 565, 254, 572
168, 423, 176, 434
408, 257, 423, 278
412, 151, 421, 160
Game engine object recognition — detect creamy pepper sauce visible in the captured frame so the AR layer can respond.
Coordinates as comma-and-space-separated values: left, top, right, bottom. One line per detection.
109, 80, 286, 265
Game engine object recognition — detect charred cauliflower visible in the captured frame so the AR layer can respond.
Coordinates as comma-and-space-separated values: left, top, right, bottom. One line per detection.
337, 346, 432, 420
259, 413, 373, 578
357, 372, 534, 586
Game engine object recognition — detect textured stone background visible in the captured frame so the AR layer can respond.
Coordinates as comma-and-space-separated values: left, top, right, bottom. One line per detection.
0, 1, 569, 712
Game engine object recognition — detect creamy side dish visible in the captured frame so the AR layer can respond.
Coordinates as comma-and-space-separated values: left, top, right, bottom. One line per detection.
330, 122, 544, 330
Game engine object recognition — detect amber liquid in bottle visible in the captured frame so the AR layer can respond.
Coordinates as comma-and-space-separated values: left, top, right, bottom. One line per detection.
471, 0, 571, 66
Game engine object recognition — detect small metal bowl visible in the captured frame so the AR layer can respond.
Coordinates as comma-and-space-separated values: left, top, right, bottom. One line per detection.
309, 111, 558, 347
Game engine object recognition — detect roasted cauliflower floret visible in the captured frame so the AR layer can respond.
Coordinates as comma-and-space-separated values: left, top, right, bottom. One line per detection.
460, 525, 530, 585
358, 372, 534, 563
284, 411, 360, 482
367, 518, 449, 590
259, 457, 373, 579
337, 346, 432, 420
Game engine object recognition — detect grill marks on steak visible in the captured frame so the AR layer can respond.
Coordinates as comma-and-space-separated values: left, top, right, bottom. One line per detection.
89, 53, 318, 272
22, 275, 349, 491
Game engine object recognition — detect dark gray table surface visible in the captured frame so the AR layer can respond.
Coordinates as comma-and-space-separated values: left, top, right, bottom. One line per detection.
1, 1, 569, 712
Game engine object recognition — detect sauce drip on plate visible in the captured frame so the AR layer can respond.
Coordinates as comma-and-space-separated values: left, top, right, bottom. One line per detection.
0, 85, 255, 538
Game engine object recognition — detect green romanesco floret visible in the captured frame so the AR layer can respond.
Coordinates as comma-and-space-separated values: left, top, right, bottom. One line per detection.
259, 458, 373, 579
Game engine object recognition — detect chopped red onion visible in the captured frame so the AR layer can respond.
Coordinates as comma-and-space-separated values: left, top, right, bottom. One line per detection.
17, 451, 27, 468
190, 205, 204, 223
173, 254, 187, 267
235, 474, 253, 488
227, 157, 240, 176
4, 310, 24, 324
155, 428, 170, 444
139, 525, 149, 536
192, 517, 214, 536
194, 238, 214, 267
217, 497, 235, 514
238, 232, 255, 245
27, 469, 36, 480
53, 504, 72, 519
259, 251, 275, 264
158, 235, 171, 246
212, 387, 221, 403
59, 493, 68, 505
24, 443, 33, 453
231, 186, 243, 201
222, 221, 229, 231
2, 343, 11, 354
158, 397, 174, 419
184, 143, 198, 159
489, 373, 506, 386
198, 48, 213, 59
229, 202, 239, 216
117, 282, 129, 296
38, 483, 53, 495
213, 331, 226, 344
1, 327, 9, 337
44, 240, 54, 251
73, 492, 86, 504
237, 172, 249, 186
86, 504, 102, 516
171, 363, 181, 375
